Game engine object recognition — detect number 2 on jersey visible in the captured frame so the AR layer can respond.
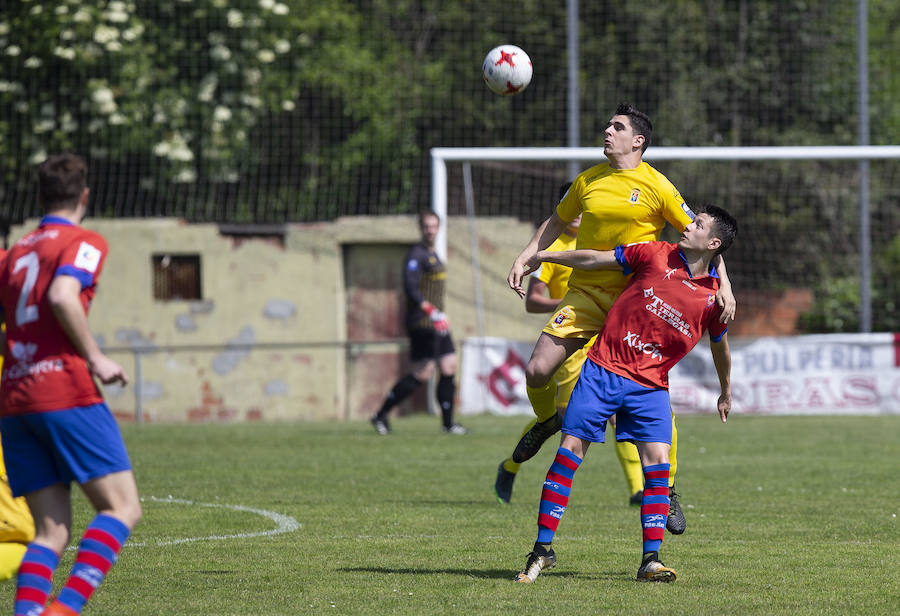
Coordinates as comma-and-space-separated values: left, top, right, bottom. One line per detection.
13, 252, 39, 326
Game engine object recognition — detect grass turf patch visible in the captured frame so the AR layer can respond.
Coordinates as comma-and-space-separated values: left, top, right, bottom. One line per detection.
1, 413, 896, 615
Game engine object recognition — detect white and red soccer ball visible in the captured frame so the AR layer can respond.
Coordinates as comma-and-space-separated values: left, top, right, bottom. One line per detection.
482, 45, 532, 96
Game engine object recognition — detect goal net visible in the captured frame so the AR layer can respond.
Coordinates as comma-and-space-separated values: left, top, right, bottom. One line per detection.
432, 146, 900, 334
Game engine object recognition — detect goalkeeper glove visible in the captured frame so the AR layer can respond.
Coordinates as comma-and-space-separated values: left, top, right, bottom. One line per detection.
423, 302, 450, 334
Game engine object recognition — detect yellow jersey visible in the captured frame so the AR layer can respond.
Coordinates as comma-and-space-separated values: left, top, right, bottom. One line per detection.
556, 160, 694, 295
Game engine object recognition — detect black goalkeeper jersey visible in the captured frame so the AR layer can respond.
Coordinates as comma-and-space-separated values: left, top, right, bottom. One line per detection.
403, 242, 446, 330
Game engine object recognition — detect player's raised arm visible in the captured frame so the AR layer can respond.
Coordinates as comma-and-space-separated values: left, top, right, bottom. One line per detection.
508, 213, 568, 298
524, 248, 618, 274
710, 334, 731, 423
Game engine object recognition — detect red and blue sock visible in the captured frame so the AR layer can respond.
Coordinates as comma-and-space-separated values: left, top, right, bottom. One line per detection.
536, 447, 582, 545
15, 543, 59, 616
56, 514, 130, 614
640, 463, 670, 557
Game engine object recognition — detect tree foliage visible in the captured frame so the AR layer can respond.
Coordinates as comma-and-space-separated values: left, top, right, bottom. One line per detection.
0, 0, 897, 331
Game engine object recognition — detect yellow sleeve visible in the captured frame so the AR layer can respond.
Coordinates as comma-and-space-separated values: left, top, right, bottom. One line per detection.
555, 174, 583, 222
537, 263, 553, 285
657, 172, 694, 232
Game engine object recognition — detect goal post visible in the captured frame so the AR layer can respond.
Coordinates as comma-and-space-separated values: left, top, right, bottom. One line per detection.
431, 145, 900, 334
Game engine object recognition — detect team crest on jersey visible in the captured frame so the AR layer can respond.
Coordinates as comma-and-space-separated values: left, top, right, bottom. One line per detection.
629, 188, 641, 205
550, 307, 571, 328
707, 294, 715, 307
74, 241, 102, 273
643, 287, 654, 298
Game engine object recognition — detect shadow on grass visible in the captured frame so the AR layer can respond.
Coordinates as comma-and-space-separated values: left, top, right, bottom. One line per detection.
386, 499, 506, 506
338, 566, 626, 581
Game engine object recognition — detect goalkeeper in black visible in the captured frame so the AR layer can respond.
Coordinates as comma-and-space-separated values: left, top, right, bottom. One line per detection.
370, 210, 468, 435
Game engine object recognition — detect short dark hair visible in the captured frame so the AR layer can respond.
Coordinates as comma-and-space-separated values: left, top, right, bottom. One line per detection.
38, 153, 87, 211
615, 102, 652, 152
701, 204, 738, 255
418, 209, 440, 226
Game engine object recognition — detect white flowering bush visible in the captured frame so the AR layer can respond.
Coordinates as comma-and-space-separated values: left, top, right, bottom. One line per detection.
0, 0, 423, 218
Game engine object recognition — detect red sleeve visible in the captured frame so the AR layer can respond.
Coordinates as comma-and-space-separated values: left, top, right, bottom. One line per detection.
705, 305, 727, 342
55, 231, 108, 289
618, 242, 656, 275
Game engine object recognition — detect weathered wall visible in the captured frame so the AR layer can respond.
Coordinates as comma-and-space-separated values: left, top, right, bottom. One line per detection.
7, 216, 542, 423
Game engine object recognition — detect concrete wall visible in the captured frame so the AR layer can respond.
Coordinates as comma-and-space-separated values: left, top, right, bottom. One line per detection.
8, 216, 543, 423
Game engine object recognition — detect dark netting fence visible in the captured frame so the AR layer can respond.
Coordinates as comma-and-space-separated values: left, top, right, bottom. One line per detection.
438, 155, 900, 331
1, 0, 897, 329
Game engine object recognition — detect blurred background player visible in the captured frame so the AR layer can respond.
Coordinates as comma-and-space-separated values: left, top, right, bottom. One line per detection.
0, 153, 142, 616
504, 103, 736, 528
514, 205, 736, 584
494, 194, 646, 508
0, 248, 35, 581
370, 210, 467, 435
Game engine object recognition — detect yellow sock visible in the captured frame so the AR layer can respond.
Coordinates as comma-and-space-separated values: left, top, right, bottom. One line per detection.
614, 439, 644, 496
503, 418, 537, 474
669, 418, 678, 488
526, 382, 557, 423
0, 542, 26, 582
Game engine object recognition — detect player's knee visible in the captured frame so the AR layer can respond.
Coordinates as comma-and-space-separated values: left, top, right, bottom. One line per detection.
122, 499, 143, 529
105, 500, 142, 530
524, 363, 552, 388
34, 526, 70, 555
411, 361, 435, 381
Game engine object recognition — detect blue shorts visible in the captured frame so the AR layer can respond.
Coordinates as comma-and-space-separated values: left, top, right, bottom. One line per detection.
0, 403, 133, 498
563, 360, 672, 444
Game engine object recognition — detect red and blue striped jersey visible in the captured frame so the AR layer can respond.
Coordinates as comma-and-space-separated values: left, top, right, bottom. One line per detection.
0, 216, 108, 415
587, 241, 726, 389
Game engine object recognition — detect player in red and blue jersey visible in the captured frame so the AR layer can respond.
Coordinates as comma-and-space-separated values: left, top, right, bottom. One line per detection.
0, 153, 142, 616
513, 205, 737, 584
0, 248, 36, 582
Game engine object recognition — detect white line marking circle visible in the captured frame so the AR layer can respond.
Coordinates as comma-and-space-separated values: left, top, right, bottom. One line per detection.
126, 496, 301, 547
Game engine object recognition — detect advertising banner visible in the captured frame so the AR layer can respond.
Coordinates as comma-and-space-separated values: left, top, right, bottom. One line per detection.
459, 334, 900, 416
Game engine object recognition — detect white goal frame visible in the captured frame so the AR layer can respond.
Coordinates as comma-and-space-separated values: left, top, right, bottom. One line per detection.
430, 145, 900, 333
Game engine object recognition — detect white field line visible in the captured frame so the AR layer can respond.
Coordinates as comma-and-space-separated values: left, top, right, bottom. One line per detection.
123, 496, 301, 548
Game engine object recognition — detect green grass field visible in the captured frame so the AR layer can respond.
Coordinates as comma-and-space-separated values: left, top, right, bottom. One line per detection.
2, 413, 897, 615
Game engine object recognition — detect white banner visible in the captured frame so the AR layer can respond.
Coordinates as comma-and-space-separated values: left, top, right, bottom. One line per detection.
459, 337, 535, 416
460, 333, 900, 416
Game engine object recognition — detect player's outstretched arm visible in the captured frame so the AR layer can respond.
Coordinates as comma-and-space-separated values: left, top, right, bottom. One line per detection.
47, 275, 129, 386
714, 257, 736, 323
508, 213, 568, 298
710, 334, 731, 422
525, 248, 618, 274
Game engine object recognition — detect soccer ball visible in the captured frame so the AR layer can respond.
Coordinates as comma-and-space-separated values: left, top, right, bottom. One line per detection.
482, 45, 532, 96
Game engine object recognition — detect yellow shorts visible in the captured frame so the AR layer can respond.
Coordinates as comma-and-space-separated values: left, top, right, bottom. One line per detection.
542, 285, 620, 340
553, 337, 596, 407
0, 446, 34, 545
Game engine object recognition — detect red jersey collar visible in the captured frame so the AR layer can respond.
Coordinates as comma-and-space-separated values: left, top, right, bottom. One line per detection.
676, 248, 720, 280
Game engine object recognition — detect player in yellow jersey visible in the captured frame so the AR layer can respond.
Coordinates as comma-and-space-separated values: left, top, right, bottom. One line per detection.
505, 103, 736, 534
494, 206, 647, 507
